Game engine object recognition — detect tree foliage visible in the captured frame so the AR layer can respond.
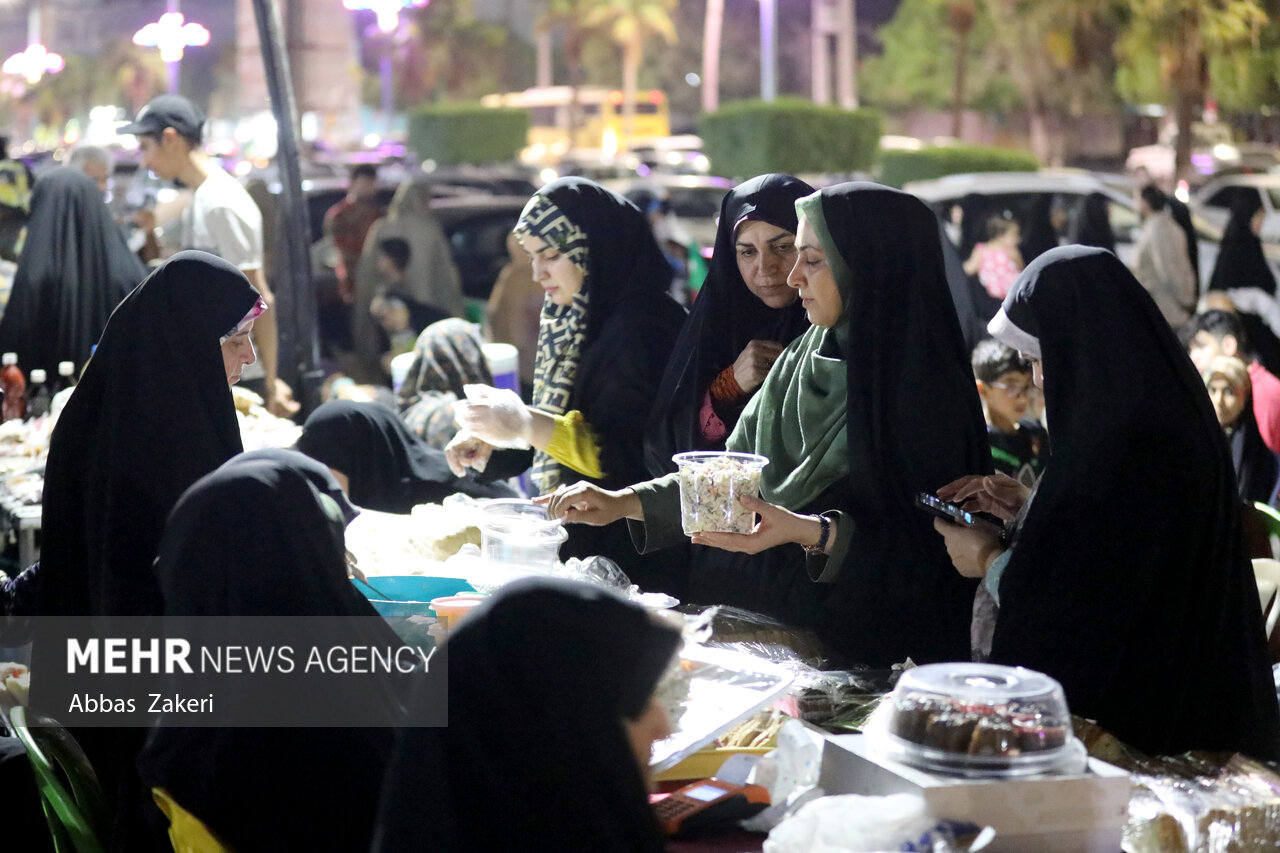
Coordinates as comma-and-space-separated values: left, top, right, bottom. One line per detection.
861, 0, 1019, 113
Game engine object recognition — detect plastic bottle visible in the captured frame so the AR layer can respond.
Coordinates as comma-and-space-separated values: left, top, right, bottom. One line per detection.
26, 369, 49, 419
57, 360, 76, 393
0, 353, 25, 421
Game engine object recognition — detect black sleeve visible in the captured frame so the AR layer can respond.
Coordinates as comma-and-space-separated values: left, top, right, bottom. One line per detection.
576, 300, 685, 490
476, 448, 535, 484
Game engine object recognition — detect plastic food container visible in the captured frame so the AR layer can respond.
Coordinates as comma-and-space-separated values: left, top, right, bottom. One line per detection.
429, 595, 488, 629
867, 662, 1087, 778
673, 452, 769, 535
478, 499, 568, 569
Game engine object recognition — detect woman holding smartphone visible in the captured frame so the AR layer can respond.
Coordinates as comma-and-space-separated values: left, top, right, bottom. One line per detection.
934, 245, 1280, 760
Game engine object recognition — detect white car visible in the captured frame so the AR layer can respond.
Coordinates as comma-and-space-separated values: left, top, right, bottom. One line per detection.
903, 170, 1222, 284
1125, 122, 1240, 187
1191, 174, 1280, 243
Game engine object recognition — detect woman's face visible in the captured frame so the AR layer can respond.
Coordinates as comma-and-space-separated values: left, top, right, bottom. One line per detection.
786, 217, 843, 328
221, 321, 257, 387
1208, 376, 1247, 427
520, 232, 586, 307
735, 220, 799, 309
623, 696, 673, 791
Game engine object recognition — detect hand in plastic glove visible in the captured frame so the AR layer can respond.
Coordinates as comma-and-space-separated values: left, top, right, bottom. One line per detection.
935, 472, 1029, 522
690, 494, 830, 555
454, 384, 534, 449
444, 429, 495, 477
536, 482, 643, 526
933, 517, 1004, 578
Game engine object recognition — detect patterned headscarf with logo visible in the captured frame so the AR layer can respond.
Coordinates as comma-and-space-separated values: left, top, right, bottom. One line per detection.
514, 192, 591, 492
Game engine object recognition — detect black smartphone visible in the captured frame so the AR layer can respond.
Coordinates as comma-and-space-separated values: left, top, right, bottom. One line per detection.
916, 492, 1006, 539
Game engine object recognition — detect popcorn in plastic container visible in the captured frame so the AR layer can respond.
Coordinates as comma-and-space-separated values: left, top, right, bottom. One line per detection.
673, 452, 769, 535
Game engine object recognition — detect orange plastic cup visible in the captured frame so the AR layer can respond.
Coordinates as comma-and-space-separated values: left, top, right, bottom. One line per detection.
429, 595, 486, 630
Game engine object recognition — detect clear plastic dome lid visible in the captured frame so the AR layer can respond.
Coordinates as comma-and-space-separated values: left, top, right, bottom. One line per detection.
868, 662, 1086, 778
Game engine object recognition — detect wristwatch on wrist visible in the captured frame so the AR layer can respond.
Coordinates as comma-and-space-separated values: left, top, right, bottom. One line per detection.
802, 513, 831, 555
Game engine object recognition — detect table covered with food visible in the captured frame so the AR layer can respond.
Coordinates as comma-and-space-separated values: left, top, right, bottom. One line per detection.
336, 489, 1280, 853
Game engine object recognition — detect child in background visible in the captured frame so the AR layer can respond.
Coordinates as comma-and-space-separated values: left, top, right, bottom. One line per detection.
964, 215, 1024, 300
971, 338, 1048, 487
372, 237, 449, 372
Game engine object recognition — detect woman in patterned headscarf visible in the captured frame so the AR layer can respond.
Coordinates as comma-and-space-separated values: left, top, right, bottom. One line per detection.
397, 317, 493, 449
445, 178, 686, 585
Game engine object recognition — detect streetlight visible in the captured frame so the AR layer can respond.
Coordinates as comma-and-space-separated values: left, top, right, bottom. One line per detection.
2, 43, 63, 85
132, 8, 210, 94
343, 0, 429, 33
759, 0, 777, 102
343, 0, 430, 134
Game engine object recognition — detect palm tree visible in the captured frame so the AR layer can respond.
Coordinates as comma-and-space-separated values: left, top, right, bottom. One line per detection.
536, 0, 597, 148
583, 0, 677, 143
947, 1, 976, 139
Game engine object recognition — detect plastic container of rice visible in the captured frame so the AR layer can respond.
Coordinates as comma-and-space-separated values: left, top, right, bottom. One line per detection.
673, 452, 769, 535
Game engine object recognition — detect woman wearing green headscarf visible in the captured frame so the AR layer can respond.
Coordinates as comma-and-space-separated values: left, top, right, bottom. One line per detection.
545, 183, 991, 666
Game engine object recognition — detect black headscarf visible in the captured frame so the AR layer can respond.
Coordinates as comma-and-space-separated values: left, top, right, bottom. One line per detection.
1209, 191, 1276, 295
138, 450, 406, 852
807, 183, 993, 665
0, 168, 147, 376
956, 193, 991, 261
295, 399, 515, 512
1066, 192, 1115, 254
1018, 193, 1059, 263
1204, 357, 1280, 505
644, 174, 812, 476
987, 246, 1280, 759
38, 250, 256, 620
522, 177, 681, 353
372, 578, 679, 853
1230, 406, 1280, 505
518, 178, 686, 485
32, 250, 257, 847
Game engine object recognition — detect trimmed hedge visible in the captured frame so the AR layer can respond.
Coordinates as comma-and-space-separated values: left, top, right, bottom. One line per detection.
699, 99, 882, 178
408, 103, 529, 166
878, 144, 1039, 188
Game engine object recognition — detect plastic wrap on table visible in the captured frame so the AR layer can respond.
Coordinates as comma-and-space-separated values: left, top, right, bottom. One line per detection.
650, 643, 794, 774
1074, 720, 1280, 853
686, 605, 829, 668
552, 554, 633, 591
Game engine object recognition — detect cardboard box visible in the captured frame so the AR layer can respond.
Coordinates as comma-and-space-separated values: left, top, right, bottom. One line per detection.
819, 734, 1129, 853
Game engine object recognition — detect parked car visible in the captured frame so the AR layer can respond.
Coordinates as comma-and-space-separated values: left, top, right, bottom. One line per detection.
1191, 173, 1280, 243
904, 170, 1224, 285
602, 174, 733, 251
431, 195, 530, 301
1125, 122, 1241, 187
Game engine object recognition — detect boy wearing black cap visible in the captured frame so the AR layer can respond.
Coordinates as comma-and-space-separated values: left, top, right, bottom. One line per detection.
120, 94, 296, 416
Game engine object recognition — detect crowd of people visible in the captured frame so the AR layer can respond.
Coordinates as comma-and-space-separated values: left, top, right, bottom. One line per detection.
0, 90, 1279, 851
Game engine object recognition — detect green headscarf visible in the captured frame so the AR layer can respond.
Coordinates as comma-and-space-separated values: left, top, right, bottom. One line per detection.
726, 192, 850, 509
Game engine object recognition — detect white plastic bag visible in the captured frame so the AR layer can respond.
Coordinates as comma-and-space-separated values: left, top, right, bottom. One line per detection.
763, 793, 936, 853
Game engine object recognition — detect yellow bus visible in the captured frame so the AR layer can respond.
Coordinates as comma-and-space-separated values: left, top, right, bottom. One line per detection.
481, 86, 671, 162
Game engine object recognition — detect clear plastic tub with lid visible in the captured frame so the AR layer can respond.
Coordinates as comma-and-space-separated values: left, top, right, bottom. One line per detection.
867, 662, 1087, 777
673, 452, 769, 535
477, 499, 568, 570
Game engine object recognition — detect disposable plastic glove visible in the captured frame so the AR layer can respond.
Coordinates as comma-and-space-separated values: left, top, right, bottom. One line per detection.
444, 429, 495, 477
454, 384, 534, 449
